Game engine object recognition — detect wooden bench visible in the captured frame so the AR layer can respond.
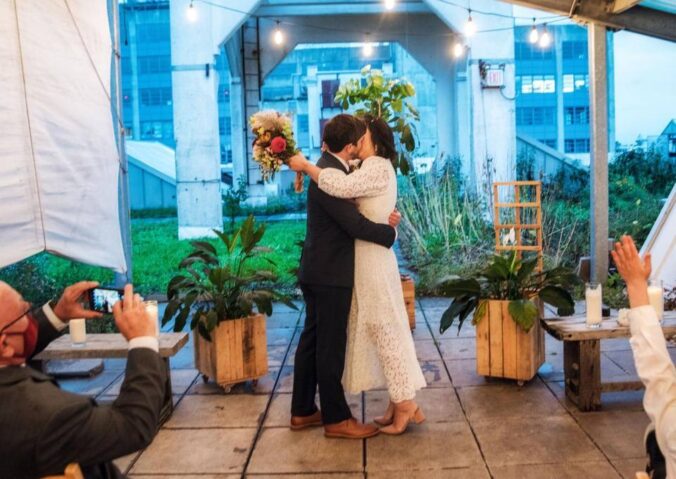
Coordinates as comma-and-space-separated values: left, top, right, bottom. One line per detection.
35, 333, 189, 424
542, 311, 675, 411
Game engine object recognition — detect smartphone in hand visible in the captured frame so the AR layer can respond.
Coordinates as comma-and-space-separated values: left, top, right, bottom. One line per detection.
87, 287, 124, 314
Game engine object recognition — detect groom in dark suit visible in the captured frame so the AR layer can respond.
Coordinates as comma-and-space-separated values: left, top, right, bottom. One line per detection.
0, 282, 166, 478
291, 114, 399, 439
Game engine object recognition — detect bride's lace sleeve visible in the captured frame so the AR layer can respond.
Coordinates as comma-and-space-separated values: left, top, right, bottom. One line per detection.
318, 159, 390, 199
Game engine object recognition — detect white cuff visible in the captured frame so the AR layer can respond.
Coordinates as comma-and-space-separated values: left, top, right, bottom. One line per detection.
128, 336, 159, 353
628, 305, 660, 335
42, 303, 68, 332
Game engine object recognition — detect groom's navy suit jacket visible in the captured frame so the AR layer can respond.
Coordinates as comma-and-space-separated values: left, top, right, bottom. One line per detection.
298, 151, 396, 288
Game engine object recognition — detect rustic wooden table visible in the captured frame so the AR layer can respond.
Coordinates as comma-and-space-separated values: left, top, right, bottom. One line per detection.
35, 333, 189, 424
543, 311, 675, 411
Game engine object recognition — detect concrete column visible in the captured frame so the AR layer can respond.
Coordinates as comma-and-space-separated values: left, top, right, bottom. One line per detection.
455, 66, 472, 185
229, 76, 248, 183
434, 67, 457, 163
128, 14, 141, 140
307, 66, 320, 153
588, 23, 609, 283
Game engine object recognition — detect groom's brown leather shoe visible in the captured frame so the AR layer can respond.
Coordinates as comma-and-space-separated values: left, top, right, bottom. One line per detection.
324, 418, 380, 439
290, 410, 323, 430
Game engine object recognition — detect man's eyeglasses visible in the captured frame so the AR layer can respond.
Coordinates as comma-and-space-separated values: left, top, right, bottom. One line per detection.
0, 307, 34, 336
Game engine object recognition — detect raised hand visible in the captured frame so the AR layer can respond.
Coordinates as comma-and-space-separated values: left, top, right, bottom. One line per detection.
113, 284, 156, 341
611, 235, 652, 308
53, 281, 103, 321
288, 153, 309, 172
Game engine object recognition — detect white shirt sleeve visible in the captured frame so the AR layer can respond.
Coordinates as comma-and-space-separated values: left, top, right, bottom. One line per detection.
42, 303, 68, 332
318, 157, 391, 199
628, 305, 676, 476
128, 336, 160, 353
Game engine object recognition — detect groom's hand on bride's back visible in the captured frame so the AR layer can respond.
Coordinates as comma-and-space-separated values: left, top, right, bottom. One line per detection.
388, 209, 401, 228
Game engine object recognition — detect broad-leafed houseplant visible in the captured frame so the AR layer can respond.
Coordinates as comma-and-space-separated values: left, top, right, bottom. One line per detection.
162, 215, 296, 390
437, 252, 579, 382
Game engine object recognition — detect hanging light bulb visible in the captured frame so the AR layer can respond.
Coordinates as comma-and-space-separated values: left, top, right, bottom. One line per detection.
363, 42, 374, 58
452, 42, 465, 58
464, 9, 476, 37
528, 18, 539, 44
186, 0, 198, 22
384, 0, 396, 10
539, 24, 552, 48
273, 21, 284, 46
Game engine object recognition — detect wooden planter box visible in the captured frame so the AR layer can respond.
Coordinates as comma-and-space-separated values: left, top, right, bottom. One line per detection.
476, 300, 544, 383
401, 275, 415, 330
194, 314, 268, 391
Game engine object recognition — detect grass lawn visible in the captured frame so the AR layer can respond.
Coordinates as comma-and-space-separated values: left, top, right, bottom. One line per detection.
0, 218, 305, 304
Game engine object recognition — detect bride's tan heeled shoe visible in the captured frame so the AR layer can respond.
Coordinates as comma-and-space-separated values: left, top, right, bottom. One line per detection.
380, 400, 426, 435
374, 401, 395, 426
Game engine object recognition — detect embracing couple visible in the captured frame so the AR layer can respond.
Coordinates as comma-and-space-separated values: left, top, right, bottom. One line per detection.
287, 113, 426, 439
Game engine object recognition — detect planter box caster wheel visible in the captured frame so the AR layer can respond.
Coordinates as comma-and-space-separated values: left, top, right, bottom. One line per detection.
251, 379, 259, 388
202, 374, 209, 384
220, 384, 233, 393
517, 380, 525, 387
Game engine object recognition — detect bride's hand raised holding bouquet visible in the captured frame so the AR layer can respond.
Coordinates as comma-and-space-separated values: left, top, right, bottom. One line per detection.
250, 110, 305, 193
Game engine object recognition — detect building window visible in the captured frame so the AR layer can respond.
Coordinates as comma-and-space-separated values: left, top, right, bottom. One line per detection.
564, 106, 589, 125
668, 134, 676, 158
321, 79, 340, 108
562, 41, 587, 60
141, 121, 173, 140
138, 55, 171, 74
219, 117, 231, 136
297, 114, 309, 134
515, 41, 554, 60
519, 75, 555, 94
516, 107, 555, 126
564, 138, 590, 153
563, 74, 589, 93
537, 139, 557, 148
139, 87, 172, 106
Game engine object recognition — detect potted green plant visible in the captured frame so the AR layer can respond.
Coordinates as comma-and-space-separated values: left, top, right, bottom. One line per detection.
162, 215, 296, 391
437, 252, 578, 382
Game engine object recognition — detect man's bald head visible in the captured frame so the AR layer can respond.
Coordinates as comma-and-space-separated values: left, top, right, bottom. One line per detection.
0, 282, 29, 330
0, 282, 32, 366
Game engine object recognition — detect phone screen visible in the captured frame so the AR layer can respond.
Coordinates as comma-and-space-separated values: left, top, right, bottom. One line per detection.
88, 287, 124, 314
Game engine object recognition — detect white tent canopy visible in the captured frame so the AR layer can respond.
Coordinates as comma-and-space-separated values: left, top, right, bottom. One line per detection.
0, 0, 126, 272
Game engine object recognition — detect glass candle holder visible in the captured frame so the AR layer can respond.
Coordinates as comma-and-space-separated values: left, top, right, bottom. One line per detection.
585, 282, 603, 329
647, 279, 664, 322
144, 300, 159, 336
69, 318, 87, 347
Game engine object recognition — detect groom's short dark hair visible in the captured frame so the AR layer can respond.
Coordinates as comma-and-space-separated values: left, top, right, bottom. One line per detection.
322, 114, 366, 153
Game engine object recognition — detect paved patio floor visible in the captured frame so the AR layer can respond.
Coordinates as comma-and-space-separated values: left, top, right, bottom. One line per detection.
57, 298, 676, 479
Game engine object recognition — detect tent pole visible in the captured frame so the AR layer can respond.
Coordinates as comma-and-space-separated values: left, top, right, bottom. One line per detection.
111, 0, 133, 286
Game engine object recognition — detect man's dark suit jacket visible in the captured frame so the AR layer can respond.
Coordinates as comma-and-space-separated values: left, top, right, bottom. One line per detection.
298, 151, 396, 287
0, 307, 167, 479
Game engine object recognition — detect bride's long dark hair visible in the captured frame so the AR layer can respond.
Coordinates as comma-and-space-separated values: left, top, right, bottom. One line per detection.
361, 114, 398, 163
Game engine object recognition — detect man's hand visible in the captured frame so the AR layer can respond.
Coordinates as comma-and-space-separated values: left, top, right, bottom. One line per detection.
611, 235, 652, 308
113, 285, 156, 341
388, 208, 402, 228
53, 281, 103, 321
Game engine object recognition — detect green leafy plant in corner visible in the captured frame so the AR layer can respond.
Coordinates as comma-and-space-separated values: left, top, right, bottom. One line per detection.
436, 251, 579, 335
334, 65, 419, 174
222, 175, 249, 232
162, 215, 297, 341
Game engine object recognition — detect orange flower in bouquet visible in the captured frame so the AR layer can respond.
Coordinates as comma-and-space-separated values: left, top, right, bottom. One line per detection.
250, 110, 304, 193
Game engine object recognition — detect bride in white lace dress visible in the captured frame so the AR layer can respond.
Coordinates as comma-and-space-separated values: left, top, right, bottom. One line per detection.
289, 115, 426, 435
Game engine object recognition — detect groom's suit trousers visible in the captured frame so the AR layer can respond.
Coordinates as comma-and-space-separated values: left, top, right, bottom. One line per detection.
292, 283, 353, 425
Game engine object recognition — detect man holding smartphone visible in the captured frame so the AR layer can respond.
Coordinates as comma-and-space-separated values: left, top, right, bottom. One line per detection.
0, 282, 166, 479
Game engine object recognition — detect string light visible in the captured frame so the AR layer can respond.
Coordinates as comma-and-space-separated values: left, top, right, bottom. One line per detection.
384, 0, 396, 10
273, 21, 284, 46
539, 23, 552, 48
186, 0, 198, 22
464, 9, 476, 37
528, 18, 539, 44
363, 41, 374, 58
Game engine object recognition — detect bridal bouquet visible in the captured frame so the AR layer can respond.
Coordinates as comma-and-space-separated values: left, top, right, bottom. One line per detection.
250, 110, 304, 193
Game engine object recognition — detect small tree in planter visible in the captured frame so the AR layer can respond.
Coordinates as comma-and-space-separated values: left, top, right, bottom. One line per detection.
163, 215, 296, 391
437, 252, 579, 382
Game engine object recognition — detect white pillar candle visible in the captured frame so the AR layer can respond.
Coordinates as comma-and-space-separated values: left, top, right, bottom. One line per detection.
69, 318, 87, 346
145, 300, 159, 337
647, 281, 664, 322
585, 283, 603, 328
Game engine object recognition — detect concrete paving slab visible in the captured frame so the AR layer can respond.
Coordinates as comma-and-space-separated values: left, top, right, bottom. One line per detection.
266, 328, 295, 346
57, 370, 123, 397
187, 367, 280, 395
246, 475, 361, 479
105, 368, 198, 396
546, 381, 645, 414
490, 462, 621, 478
575, 410, 650, 459
457, 380, 566, 420
268, 344, 290, 367
439, 338, 477, 360
601, 338, 633, 352
366, 421, 483, 472
444, 359, 495, 387
364, 388, 464, 424
410, 324, 434, 340
472, 415, 606, 467
131, 428, 257, 474
266, 312, 301, 329
369, 466, 490, 478
165, 394, 270, 428
611, 458, 648, 479
265, 392, 362, 427
131, 476, 239, 478
414, 340, 442, 360
113, 451, 140, 475
247, 427, 362, 474
419, 360, 452, 388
